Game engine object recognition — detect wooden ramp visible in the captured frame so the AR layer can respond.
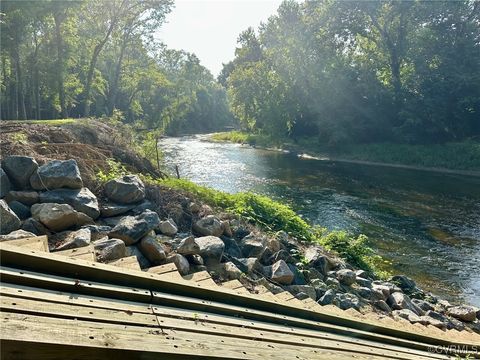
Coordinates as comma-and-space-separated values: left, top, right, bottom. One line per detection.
1, 240, 479, 359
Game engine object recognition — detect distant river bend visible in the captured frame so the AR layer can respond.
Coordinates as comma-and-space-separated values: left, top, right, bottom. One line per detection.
159, 135, 480, 306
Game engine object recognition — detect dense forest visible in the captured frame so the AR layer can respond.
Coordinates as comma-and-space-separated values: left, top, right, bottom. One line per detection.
0, 0, 233, 135
221, 0, 480, 144
1, 0, 479, 144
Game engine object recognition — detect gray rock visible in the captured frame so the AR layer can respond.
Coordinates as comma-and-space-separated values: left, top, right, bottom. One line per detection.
0, 200, 21, 234
138, 232, 166, 265
234, 257, 263, 274
222, 237, 243, 258
387, 292, 423, 316
286, 285, 316, 300
193, 215, 224, 237
222, 220, 233, 238
177, 236, 200, 255
270, 260, 294, 285
108, 210, 160, 246
0, 229, 36, 241
4, 190, 39, 205
393, 309, 422, 323
333, 293, 360, 310
125, 245, 151, 269
372, 284, 390, 299
188, 202, 201, 213
318, 289, 335, 305
355, 270, 367, 278
0, 167, 11, 197
100, 202, 135, 217
325, 277, 340, 289
336, 269, 356, 286
390, 275, 416, 293
188, 254, 204, 266
223, 261, 242, 280
158, 218, 178, 236
374, 300, 391, 313
30, 159, 82, 190
31, 203, 93, 232
239, 233, 266, 258
357, 286, 372, 300
173, 254, 189, 275
411, 299, 434, 312
94, 237, 126, 262
104, 175, 145, 204
447, 305, 477, 322
131, 200, 155, 215
8, 200, 30, 220
21, 217, 51, 236
39, 188, 99, 219
54, 228, 91, 251
287, 263, 307, 285
194, 236, 225, 264
2, 156, 38, 190
81, 225, 111, 241
268, 249, 294, 265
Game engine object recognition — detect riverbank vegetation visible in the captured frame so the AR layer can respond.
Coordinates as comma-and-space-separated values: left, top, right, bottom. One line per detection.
211, 131, 480, 171
220, 1, 479, 149
0, 0, 233, 135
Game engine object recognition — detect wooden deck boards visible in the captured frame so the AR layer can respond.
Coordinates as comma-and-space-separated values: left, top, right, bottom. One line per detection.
1, 240, 479, 359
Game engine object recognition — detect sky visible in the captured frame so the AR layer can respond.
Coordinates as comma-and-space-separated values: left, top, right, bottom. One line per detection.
155, 0, 283, 77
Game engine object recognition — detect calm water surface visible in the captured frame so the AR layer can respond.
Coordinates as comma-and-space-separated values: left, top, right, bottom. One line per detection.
159, 135, 480, 306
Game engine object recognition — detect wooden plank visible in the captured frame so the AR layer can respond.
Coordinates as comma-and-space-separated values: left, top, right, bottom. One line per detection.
1, 312, 393, 360
0, 283, 153, 314
0, 236, 48, 252
221, 280, 245, 290
108, 256, 141, 271
2, 243, 479, 350
0, 266, 151, 303
146, 263, 178, 274
183, 271, 212, 282
54, 245, 95, 261
0, 283, 450, 360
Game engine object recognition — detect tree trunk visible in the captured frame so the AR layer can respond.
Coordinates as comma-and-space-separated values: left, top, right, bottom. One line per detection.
107, 35, 128, 115
12, 46, 26, 120
54, 12, 67, 118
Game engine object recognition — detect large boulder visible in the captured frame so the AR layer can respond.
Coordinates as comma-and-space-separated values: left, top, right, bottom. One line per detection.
39, 188, 99, 219
223, 261, 243, 280
390, 275, 416, 293
30, 159, 83, 190
336, 269, 356, 286
4, 191, 39, 205
158, 218, 178, 236
104, 175, 145, 204
447, 305, 478, 322
31, 203, 93, 232
138, 232, 166, 265
0, 200, 21, 235
270, 260, 294, 285
108, 210, 160, 246
2, 156, 38, 190
21, 217, 51, 236
8, 200, 31, 220
0, 168, 11, 198
176, 236, 200, 255
94, 237, 126, 262
387, 292, 423, 316
125, 245, 151, 269
193, 215, 224, 237
54, 228, 91, 251
333, 293, 360, 310
239, 233, 266, 258
233, 257, 263, 274
0, 229, 36, 241
194, 236, 225, 264
100, 202, 135, 218
172, 254, 190, 275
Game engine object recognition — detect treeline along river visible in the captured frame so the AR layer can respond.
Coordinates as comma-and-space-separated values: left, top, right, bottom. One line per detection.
159, 135, 480, 306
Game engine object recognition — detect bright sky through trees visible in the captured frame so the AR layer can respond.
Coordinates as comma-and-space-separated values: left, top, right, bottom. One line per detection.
156, 0, 283, 76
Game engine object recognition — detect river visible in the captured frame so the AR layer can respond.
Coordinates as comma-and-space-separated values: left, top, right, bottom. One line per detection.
159, 135, 480, 306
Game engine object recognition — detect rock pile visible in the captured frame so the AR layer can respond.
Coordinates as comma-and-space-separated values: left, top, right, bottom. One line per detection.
1, 155, 479, 334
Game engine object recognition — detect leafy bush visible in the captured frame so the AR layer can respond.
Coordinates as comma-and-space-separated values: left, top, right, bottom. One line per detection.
96, 159, 128, 182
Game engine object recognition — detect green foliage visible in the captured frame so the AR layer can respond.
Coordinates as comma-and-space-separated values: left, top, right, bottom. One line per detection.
10, 119, 78, 126
210, 131, 250, 144
317, 231, 391, 279
96, 159, 127, 183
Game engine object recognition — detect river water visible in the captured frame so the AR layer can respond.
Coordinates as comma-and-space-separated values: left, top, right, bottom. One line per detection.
159, 135, 480, 306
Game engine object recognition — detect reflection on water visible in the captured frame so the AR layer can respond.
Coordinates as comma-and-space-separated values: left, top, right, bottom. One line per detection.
160, 135, 480, 306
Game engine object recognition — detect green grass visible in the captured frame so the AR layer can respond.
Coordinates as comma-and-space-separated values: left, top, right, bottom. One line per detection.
212, 131, 480, 172
8, 118, 78, 126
